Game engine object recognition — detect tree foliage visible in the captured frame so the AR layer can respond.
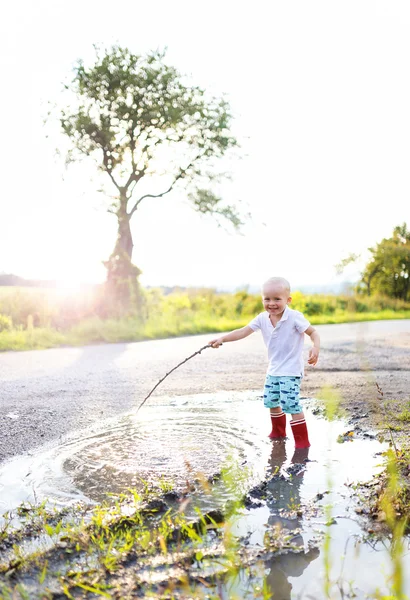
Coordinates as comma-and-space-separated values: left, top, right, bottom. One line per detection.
361, 223, 410, 300
60, 46, 242, 309
338, 224, 410, 300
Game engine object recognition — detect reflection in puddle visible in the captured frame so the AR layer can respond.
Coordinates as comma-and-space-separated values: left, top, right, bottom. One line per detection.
0, 391, 409, 598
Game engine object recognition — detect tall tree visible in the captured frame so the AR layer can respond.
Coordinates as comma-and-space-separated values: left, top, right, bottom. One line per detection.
336, 224, 410, 299
60, 46, 241, 307
362, 223, 410, 300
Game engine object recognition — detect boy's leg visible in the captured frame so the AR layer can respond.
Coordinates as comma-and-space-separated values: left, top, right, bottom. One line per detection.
264, 375, 286, 439
290, 411, 311, 449
269, 407, 287, 439
279, 377, 311, 449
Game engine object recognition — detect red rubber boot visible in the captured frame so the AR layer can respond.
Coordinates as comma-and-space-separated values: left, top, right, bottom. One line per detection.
290, 418, 311, 448
268, 412, 287, 439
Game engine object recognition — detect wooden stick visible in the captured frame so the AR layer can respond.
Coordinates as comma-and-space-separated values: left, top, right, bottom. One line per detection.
136, 343, 213, 413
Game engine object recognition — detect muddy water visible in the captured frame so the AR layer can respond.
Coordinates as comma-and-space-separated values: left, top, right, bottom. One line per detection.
0, 391, 409, 599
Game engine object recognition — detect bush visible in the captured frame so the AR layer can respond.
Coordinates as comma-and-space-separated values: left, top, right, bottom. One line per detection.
1, 286, 410, 337
0, 314, 12, 332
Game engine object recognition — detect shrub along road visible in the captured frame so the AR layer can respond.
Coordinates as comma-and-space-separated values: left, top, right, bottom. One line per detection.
0, 319, 409, 465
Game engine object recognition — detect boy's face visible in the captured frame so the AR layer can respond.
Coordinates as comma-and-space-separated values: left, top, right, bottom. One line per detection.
262, 284, 291, 317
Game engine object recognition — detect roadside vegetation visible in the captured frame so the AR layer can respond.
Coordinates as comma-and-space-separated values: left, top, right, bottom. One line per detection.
0, 459, 299, 600
0, 483, 232, 599
1, 442, 409, 599
0, 286, 409, 352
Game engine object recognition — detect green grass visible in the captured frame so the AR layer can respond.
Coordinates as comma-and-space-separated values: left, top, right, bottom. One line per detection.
0, 328, 66, 351
0, 461, 253, 600
397, 410, 410, 423
309, 309, 410, 325
0, 286, 409, 352
1, 309, 410, 352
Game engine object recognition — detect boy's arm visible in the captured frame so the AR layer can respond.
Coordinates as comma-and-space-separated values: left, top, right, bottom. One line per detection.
209, 326, 254, 348
304, 325, 320, 365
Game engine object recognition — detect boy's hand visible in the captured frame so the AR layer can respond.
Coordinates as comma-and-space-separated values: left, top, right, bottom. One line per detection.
308, 347, 319, 366
209, 337, 224, 348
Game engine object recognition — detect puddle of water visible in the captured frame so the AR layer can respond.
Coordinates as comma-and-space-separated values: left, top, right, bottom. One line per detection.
0, 391, 409, 599
0, 391, 270, 513
225, 434, 399, 600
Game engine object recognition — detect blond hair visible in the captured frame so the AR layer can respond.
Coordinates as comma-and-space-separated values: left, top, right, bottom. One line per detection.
262, 277, 291, 294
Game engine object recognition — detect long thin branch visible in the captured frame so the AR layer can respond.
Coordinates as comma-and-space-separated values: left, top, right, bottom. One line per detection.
102, 148, 121, 192
136, 344, 212, 413
124, 169, 145, 193
129, 152, 204, 216
129, 177, 179, 216
106, 169, 121, 192
123, 128, 140, 191
130, 128, 137, 178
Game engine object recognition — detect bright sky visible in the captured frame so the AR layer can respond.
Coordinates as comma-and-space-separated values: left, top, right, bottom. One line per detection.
1, 1, 409, 290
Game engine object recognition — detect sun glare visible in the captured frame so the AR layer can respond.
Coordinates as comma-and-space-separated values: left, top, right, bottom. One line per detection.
55, 279, 85, 295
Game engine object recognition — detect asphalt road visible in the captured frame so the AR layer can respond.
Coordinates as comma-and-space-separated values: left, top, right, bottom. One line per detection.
1, 319, 409, 465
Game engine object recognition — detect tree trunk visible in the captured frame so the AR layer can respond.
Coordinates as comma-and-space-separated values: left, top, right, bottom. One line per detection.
113, 206, 134, 260
103, 192, 142, 316
366, 280, 371, 296
403, 264, 410, 301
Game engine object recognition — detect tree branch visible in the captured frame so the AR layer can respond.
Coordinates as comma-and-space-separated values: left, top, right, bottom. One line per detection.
107, 169, 121, 191
124, 169, 145, 192
102, 148, 121, 191
129, 153, 204, 216
124, 128, 138, 190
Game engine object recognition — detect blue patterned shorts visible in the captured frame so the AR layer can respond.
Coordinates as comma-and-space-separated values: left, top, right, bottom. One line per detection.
263, 375, 302, 413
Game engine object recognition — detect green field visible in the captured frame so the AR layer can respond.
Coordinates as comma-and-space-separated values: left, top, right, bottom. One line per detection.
0, 286, 409, 351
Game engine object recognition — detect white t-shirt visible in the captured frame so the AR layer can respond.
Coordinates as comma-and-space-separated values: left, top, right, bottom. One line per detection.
248, 306, 310, 377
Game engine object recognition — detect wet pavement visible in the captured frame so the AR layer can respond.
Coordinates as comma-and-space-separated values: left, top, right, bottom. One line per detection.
1, 319, 410, 465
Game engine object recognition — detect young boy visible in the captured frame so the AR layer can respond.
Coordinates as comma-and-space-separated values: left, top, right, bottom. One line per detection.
209, 277, 320, 448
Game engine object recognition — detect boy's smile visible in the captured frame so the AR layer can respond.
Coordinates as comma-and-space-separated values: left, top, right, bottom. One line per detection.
262, 284, 291, 318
